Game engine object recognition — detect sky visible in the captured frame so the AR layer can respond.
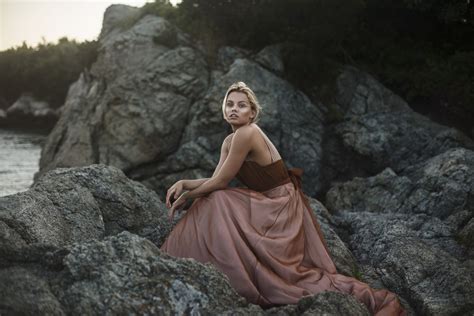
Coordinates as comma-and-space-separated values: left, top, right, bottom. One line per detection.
0, 0, 182, 51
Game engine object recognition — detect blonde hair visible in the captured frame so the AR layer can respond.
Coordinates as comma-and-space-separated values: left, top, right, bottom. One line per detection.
221, 82, 262, 124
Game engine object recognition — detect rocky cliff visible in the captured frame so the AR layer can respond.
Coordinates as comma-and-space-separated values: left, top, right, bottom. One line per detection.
2, 4, 473, 315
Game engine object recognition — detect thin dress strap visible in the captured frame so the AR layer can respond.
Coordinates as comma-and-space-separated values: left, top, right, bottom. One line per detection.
254, 125, 281, 163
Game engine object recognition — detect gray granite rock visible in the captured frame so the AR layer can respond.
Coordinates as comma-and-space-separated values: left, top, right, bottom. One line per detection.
0, 231, 249, 315
0, 164, 171, 263
218, 291, 370, 316
0, 267, 65, 315
57, 231, 246, 315
37, 11, 208, 179
308, 197, 359, 278
321, 65, 474, 190
217, 46, 252, 72
326, 148, 474, 315
254, 43, 285, 75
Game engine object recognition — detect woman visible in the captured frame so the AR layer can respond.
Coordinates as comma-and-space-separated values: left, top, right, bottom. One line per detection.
160, 82, 407, 315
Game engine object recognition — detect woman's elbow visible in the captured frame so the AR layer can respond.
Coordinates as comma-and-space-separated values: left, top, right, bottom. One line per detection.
214, 177, 229, 190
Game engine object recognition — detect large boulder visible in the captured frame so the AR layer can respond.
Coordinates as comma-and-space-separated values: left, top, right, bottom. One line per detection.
0, 164, 171, 265
326, 148, 474, 315
308, 197, 360, 278
37, 8, 208, 179
218, 291, 370, 316
0, 231, 250, 315
321, 65, 474, 192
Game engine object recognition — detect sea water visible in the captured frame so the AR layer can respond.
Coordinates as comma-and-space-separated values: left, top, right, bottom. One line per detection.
0, 128, 46, 196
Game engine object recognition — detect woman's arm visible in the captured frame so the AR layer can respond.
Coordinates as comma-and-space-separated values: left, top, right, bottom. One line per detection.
182, 178, 209, 190
183, 134, 233, 190
168, 134, 232, 207
182, 126, 253, 200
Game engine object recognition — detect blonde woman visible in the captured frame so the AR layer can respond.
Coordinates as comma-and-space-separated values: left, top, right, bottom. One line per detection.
160, 82, 406, 315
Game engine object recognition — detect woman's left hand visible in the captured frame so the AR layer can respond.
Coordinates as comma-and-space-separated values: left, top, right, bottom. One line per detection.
168, 192, 188, 222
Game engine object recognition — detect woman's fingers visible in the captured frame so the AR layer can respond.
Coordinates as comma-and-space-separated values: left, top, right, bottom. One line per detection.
168, 194, 186, 220
166, 190, 171, 208
168, 207, 175, 222
174, 187, 181, 199
166, 187, 176, 208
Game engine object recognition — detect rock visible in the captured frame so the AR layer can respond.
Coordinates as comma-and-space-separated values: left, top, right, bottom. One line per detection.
0, 267, 65, 315
459, 218, 474, 248
218, 291, 370, 315
326, 167, 410, 215
328, 147, 474, 222
37, 12, 208, 179
308, 197, 359, 278
0, 164, 171, 264
254, 43, 285, 75
99, 4, 141, 39
326, 148, 474, 314
335, 218, 474, 315
321, 65, 474, 191
217, 46, 252, 72
0, 231, 249, 315
58, 231, 247, 314
3, 94, 58, 130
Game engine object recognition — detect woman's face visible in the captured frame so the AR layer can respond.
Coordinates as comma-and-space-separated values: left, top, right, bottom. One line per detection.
224, 91, 256, 127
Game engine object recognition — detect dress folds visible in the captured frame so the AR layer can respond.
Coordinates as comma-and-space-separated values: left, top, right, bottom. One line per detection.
160, 127, 407, 316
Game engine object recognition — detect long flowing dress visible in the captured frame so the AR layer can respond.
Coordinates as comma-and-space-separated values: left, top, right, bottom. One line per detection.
160, 126, 407, 316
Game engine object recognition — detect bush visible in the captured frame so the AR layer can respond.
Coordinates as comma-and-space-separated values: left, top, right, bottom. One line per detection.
0, 37, 98, 109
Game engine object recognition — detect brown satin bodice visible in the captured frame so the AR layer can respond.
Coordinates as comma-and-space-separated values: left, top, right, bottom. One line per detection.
236, 159, 292, 192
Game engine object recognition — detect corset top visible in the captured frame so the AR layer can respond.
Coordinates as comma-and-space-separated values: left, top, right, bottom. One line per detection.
228, 124, 303, 192
236, 159, 292, 192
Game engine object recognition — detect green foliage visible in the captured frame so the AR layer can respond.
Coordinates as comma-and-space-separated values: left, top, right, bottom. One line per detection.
1, 0, 472, 132
0, 37, 98, 109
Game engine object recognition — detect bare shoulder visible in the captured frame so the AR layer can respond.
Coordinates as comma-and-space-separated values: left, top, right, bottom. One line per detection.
234, 124, 257, 137
224, 125, 257, 142
223, 133, 234, 146
224, 133, 234, 142
222, 125, 258, 153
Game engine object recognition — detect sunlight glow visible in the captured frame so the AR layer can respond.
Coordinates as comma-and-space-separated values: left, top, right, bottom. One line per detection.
0, 0, 182, 51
